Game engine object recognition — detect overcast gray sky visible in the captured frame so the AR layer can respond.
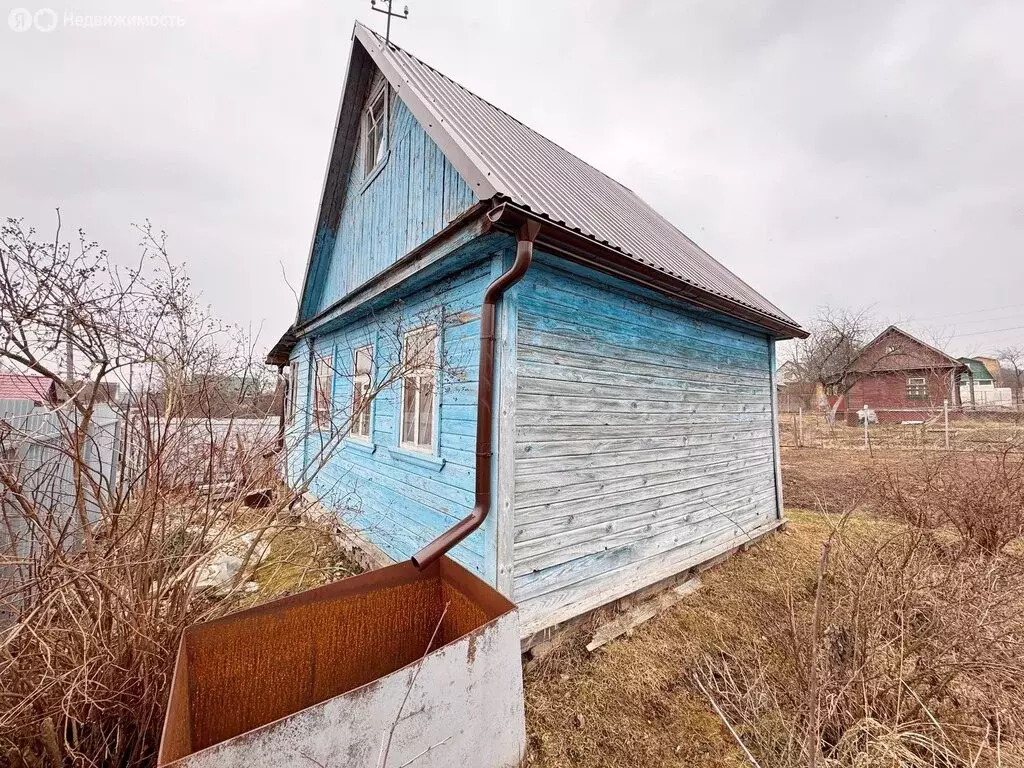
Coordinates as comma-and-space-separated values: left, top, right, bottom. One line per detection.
2, 0, 1022, 359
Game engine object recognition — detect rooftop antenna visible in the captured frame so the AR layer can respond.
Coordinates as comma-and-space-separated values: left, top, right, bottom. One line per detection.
369, 0, 409, 44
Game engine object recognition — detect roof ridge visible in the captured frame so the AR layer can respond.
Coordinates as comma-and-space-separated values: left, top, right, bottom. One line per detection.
359, 23, 637, 197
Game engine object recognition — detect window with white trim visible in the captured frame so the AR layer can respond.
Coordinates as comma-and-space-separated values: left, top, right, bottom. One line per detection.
907, 376, 928, 400
362, 85, 388, 178
351, 345, 373, 440
313, 354, 333, 430
400, 326, 437, 452
288, 361, 299, 423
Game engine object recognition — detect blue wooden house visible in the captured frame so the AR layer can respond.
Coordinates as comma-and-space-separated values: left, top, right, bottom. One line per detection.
267, 23, 806, 638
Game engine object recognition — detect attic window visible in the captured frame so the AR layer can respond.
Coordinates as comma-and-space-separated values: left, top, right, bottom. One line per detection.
363, 85, 388, 178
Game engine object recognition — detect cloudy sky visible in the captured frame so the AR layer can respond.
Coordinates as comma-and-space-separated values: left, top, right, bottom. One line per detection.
2, 0, 1022, 359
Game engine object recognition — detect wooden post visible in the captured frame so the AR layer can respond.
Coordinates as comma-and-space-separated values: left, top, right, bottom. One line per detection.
798, 407, 804, 448
863, 404, 869, 450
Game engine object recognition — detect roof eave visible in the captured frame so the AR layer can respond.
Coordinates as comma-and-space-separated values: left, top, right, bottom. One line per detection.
265, 326, 298, 367
486, 202, 808, 340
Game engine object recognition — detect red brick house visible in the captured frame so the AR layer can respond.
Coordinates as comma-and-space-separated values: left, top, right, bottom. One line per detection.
833, 326, 967, 423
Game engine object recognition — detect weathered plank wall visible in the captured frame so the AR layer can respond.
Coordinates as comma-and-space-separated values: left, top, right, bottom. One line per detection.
308, 75, 478, 317
289, 252, 504, 582
510, 256, 779, 634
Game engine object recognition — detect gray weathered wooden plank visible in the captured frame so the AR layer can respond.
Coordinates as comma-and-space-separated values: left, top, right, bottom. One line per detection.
515, 454, 772, 506
515, 464, 774, 527
515, 428, 774, 460
585, 576, 703, 652
516, 517, 785, 636
494, 248, 517, 597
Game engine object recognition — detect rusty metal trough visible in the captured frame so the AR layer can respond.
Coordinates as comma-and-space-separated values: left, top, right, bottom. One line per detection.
158, 557, 524, 767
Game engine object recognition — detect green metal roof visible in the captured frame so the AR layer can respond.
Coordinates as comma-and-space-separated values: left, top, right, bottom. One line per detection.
959, 357, 994, 383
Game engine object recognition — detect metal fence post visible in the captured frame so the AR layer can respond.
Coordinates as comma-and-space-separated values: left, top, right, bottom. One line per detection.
864, 404, 869, 450
944, 399, 950, 450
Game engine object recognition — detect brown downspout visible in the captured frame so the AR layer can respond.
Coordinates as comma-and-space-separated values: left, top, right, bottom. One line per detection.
412, 213, 542, 569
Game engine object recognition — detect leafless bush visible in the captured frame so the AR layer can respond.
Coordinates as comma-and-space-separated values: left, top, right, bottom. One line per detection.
698, 510, 1024, 768
0, 214, 451, 767
873, 449, 1024, 556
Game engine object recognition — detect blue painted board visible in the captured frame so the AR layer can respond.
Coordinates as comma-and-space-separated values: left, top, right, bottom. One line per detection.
289, 252, 504, 582
303, 89, 478, 319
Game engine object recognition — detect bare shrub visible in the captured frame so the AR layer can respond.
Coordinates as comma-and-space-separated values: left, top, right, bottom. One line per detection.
874, 449, 1024, 556
0, 215, 452, 766
698, 511, 1024, 767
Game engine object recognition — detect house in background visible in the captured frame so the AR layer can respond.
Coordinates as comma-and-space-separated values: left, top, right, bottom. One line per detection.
974, 356, 1002, 381
267, 24, 805, 638
775, 360, 817, 412
0, 373, 57, 407
958, 357, 1014, 407
833, 326, 967, 423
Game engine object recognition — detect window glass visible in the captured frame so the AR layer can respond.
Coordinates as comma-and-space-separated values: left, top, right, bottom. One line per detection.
351, 346, 373, 439
363, 87, 387, 177
399, 327, 438, 451
313, 355, 333, 429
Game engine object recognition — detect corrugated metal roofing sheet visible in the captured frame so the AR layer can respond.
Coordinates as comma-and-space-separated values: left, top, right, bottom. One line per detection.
0, 373, 55, 405
355, 23, 800, 331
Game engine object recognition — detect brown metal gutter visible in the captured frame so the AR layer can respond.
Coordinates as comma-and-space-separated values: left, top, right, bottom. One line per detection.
411, 212, 541, 570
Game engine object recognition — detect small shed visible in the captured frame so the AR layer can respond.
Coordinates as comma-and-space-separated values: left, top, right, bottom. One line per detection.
268, 24, 805, 639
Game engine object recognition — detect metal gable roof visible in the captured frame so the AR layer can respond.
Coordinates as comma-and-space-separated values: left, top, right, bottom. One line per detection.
0, 373, 56, 405
353, 23, 802, 334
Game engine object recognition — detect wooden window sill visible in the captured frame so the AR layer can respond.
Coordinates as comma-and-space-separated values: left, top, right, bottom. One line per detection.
388, 446, 445, 472
343, 439, 377, 456
359, 150, 391, 195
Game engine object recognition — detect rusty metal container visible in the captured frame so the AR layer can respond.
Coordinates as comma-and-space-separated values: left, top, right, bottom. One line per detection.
158, 558, 524, 767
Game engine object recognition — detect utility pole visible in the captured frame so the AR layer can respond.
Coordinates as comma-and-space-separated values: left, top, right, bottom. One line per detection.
65, 311, 74, 385
370, 0, 409, 44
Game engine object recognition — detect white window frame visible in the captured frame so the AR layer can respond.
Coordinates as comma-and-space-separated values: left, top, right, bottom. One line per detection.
313, 353, 334, 430
288, 361, 299, 424
350, 344, 374, 441
399, 326, 438, 453
907, 376, 928, 399
362, 84, 388, 179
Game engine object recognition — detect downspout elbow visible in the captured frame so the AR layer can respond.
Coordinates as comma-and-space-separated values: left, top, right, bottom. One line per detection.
410, 500, 487, 569
411, 218, 542, 571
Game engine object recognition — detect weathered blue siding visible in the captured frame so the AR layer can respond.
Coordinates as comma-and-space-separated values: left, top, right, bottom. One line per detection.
507, 255, 780, 634
288, 252, 505, 582
305, 80, 478, 318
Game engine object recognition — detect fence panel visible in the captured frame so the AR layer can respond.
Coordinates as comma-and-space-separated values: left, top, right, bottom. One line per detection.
779, 404, 1024, 452
1, 401, 123, 621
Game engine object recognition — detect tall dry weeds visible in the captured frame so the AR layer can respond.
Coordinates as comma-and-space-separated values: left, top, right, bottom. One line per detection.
700, 453, 1024, 768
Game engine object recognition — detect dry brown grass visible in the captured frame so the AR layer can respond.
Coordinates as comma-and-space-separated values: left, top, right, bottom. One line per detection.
524, 449, 1024, 768
525, 510, 833, 767
0, 487, 355, 768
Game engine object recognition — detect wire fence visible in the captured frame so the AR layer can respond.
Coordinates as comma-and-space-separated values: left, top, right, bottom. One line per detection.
779, 403, 1024, 452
